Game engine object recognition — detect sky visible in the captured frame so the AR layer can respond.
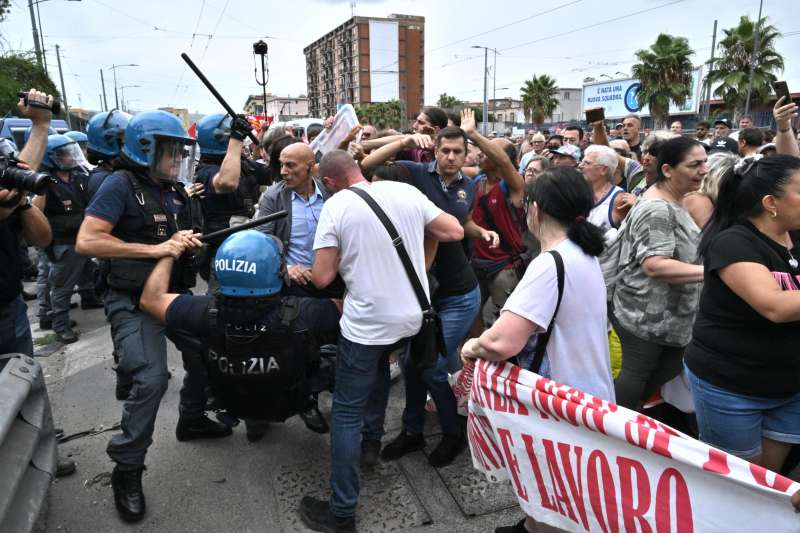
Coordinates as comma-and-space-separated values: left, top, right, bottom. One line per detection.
1, 0, 798, 116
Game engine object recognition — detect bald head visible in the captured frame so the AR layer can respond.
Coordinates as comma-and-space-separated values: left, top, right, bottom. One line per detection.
318, 149, 363, 193
279, 142, 316, 192
282, 142, 314, 163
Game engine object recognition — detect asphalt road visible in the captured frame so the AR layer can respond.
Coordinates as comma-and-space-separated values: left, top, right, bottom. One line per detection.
31, 280, 526, 533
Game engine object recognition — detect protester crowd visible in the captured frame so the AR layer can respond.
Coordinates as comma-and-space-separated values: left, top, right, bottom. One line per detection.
2, 84, 800, 533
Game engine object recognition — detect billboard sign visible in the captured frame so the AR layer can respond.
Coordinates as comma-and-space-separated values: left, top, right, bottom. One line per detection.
582, 67, 703, 119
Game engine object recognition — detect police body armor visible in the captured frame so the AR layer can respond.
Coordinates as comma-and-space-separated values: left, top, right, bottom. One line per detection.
203, 297, 317, 421
106, 170, 198, 293
198, 159, 260, 235
44, 173, 88, 245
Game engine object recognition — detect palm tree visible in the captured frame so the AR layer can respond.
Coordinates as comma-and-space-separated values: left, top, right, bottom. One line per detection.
631, 33, 695, 129
705, 15, 784, 119
520, 74, 559, 129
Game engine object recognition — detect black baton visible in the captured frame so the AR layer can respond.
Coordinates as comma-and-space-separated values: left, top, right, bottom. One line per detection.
180, 53, 260, 145
198, 210, 288, 243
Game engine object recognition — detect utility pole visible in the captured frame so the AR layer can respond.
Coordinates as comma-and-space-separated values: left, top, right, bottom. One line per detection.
55, 44, 71, 128
27, 0, 43, 69
482, 48, 488, 135
35, 0, 48, 77
492, 48, 497, 131
112, 65, 119, 109
100, 69, 108, 111
744, 0, 764, 118
704, 20, 717, 120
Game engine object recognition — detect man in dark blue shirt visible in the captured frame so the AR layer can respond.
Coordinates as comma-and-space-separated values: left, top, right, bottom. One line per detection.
77, 110, 230, 523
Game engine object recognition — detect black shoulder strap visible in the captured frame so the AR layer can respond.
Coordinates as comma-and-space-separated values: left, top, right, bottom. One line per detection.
120, 170, 181, 235
529, 250, 565, 373
348, 186, 432, 312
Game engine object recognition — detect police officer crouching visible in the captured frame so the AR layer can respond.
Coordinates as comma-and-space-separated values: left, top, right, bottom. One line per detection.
76, 110, 231, 523
139, 229, 340, 441
32, 134, 102, 343
193, 113, 266, 293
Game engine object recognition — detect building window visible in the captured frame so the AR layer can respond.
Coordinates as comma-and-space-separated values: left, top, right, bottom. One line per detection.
563, 92, 570, 100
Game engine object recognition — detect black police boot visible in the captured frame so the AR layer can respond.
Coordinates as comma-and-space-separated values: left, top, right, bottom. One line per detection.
300, 397, 329, 434
360, 439, 381, 468
56, 328, 79, 344
40, 318, 76, 331
175, 415, 233, 442
80, 298, 104, 310
299, 496, 356, 533
111, 465, 146, 523
380, 431, 425, 462
428, 433, 466, 467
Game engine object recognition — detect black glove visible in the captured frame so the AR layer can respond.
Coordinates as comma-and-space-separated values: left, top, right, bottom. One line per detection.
229, 114, 251, 142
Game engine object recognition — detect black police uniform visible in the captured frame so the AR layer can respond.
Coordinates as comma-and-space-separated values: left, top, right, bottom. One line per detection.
194, 159, 266, 289
164, 293, 340, 421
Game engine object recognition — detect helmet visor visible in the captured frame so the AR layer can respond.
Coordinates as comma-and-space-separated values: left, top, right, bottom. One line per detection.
151, 135, 197, 184
52, 142, 87, 170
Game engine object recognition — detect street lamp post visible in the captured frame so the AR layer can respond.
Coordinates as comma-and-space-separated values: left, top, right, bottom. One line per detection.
471, 45, 498, 135
27, 0, 83, 75
107, 64, 139, 109
119, 85, 140, 112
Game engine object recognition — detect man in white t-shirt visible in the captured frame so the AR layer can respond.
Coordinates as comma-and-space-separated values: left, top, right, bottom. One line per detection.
299, 150, 463, 533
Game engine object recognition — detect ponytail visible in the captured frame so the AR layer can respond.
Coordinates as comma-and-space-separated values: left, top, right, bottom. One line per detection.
567, 217, 606, 257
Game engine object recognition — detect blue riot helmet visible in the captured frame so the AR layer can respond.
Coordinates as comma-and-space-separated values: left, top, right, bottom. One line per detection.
87, 109, 132, 158
121, 110, 197, 184
64, 131, 88, 144
43, 134, 86, 171
196, 113, 231, 157
23, 125, 57, 146
214, 230, 284, 297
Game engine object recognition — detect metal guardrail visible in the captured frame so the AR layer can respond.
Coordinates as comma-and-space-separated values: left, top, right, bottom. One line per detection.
0, 354, 57, 533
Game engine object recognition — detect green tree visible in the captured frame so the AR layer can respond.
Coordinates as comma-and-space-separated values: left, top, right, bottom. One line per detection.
0, 0, 10, 22
469, 106, 483, 123
705, 15, 784, 118
520, 74, 558, 128
631, 33, 695, 129
355, 100, 403, 130
437, 93, 462, 109
0, 52, 59, 116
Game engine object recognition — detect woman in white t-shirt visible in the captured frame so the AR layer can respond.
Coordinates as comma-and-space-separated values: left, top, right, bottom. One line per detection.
462, 166, 614, 533
462, 167, 614, 533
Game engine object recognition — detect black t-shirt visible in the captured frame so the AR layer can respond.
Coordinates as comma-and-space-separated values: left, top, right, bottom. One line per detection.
165, 294, 340, 341
685, 223, 800, 398
0, 215, 23, 306
630, 141, 642, 160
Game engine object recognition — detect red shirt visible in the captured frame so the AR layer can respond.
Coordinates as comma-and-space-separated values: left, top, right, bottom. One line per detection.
471, 175, 525, 263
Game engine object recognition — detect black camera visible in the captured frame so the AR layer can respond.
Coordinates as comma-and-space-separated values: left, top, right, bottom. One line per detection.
253, 40, 268, 56
0, 155, 50, 196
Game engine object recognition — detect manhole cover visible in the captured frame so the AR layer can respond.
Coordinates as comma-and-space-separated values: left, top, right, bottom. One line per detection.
274, 459, 432, 532
436, 452, 518, 517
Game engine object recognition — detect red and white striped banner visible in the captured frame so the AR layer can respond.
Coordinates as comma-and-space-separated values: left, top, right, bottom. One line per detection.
467, 359, 800, 532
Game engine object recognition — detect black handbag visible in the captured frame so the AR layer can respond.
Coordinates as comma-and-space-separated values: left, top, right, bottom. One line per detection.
348, 186, 446, 369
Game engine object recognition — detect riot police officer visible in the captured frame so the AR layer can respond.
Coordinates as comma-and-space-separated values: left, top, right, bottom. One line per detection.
86, 109, 132, 199
193, 113, 266, 293
76, 110, 231, 523
139, 229, 340, 439
65, 130, 89, 158
32, 134, 101, 343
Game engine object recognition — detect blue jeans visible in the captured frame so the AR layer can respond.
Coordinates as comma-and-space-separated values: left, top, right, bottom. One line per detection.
401, 285, 481, 436
686, 366, 800, 458
329, 335, 409, 518
0, 295, 34, 356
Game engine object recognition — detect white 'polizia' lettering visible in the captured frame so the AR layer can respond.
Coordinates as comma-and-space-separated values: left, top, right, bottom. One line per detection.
214, 258, 257, 275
